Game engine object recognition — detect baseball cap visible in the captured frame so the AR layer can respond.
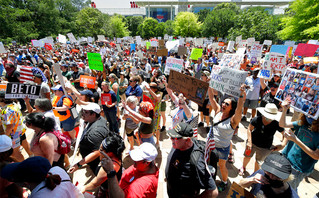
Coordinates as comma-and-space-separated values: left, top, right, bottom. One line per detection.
80, 90, 94, 98
129, 142, 158, 162
0, 135, 12, 152
261, 153, 292, 180
1, 156, 51, 183
82, 103, 101, 114
51, 85, 63, 91
201, 70, 210, 77
167, 122, 194, 138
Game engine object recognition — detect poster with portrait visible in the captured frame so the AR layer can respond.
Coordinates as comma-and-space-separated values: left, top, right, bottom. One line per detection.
275, 68, 319, 119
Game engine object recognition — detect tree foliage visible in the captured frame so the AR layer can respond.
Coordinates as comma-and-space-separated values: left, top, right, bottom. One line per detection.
196, 8, 211, 23
174, 12, 201, 37
278, 0, 319, 40
109, 15, 129, 38
164, 20, 175, 36
138, 17, 159, 39
126, 16, 144, 37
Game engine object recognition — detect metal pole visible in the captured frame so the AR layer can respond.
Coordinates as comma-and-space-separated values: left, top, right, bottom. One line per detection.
171, 5, 173, 20
148, 4, 150, 17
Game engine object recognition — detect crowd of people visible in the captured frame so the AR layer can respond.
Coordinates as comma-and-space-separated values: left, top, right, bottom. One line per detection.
0, 37, 318, 198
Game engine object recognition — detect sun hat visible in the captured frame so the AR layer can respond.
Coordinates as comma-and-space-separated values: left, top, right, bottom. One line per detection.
129, 142, 158, 162
257, 103, 281, 120
0, 135, 12, 152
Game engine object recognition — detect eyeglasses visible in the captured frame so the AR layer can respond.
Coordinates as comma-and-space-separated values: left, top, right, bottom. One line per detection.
170, 137, 183, 141
129, 80, 133, 83
222, 101, 230, 106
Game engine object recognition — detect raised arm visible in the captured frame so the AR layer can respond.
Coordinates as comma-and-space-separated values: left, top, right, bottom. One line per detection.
231, 84, 246, 128
279, 99, 294, 128
207, 87, 220, 115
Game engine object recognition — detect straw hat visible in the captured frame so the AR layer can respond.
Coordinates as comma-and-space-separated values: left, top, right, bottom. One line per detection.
256, 103, 281, 121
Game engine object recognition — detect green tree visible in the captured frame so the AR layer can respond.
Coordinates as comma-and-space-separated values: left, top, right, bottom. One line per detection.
155, 22, 165, 38
126, 16, 144, 36
164, 20, 174, 35
278, 0, 319, 40
196, 8, 211, 23
202, 3, 240, 38
109, 15, 129, 38
174, 12, 201, 37
138, 17, 159, 39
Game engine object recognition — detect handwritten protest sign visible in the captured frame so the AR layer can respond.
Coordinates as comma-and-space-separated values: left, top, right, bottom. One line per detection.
146, 42, 151, 49
263, 40, 272, 46
190, 48, 203, 60
210, 67, 248, 97
226, 182, 255, 198
0, 42, 7, 53
168, 70, 209, 105
164, 58, 183, 75
159, 40, 165, 46
275, 68, 319, 119
247, 37, 255, 46
150, 41, 158, 47
294, 43, 319, 57
87, 53, 103, 71
58, 34, 67, 44
80, 75, 96, 89
178, 47, 187, 56
270, 45, 289, 55
269, 52, 286, 73
304, 57, 319, 64
219, 54, 244, 70
157, 48, 168, 56
148, 46, 157, 55
5, 83, 41, 99
250, 44, 263, 64
257, 69, 271, 79
226, 41, 235, 52
101, 93, 112, 105
97, 35, 105, 41
130, 44, 136, 52
67, 33, 77, 43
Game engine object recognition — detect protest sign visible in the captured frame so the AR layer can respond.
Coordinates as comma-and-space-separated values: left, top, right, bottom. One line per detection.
263, 40, 272, 46
275, 68, 319, 119
97, 35, 105, 41
269, 52, 287, 72
146, 42, 151, 49
67, 33, 77, 43
0, 42, 7, 53
44, 43, 53, 50
136, 51, 144, 59
247, 37, 255, 46
168, 70, 209, 105
159, 40, 165, 46
179, 38, 185, 46
88, 37, 94, 43
150, 41, 158, 47
178, 46, 187, 56
130, 44, 136, 52
80, 75, 96, 89
304, 57, 319, 64
148, 46, 157, 55
190, 48, 203, 60
166, 40, 179, 51
5, 83, 41, 99
294, 43, 319, 57
308, 40, 319, 45
226, 182, 255, 198
195, 38, 203, 47
210, 67, 247, 98
87, 53, 103, 71
219, 54, 244, 70
157, 48, 168, 56
226, 41, 235, 52
31, 40, 43, 47
257, 69, 271, 79
284, 41, 295, 47
164, 57, 183, 75
101, 93, 112, 105
58, 34, 67, 44
270, 45, 289, 55
236, 48, 246, 55
250, 44, 263, 64
117, 38, 121, 44
235, 35, 242, 44
164, 34, 168, 40
0, 84, 7, 92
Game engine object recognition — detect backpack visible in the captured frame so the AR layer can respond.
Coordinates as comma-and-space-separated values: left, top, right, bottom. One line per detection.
190, 139, 219, 180
40, 131, 71, 154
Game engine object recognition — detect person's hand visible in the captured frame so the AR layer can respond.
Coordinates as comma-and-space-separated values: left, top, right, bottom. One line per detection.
282, 99, 291, 110
122, 100, 127, 109
271, 144, 284, 151
246, 141, 252, 151
145, 84, 150, 91
252, 173, 269, 185
162, 76, 167, 85
100, 150, 115, 173
240, 84, 246, 97
284, 129, 297, 142
25, 96, 30, 103
67, 164, 79, 174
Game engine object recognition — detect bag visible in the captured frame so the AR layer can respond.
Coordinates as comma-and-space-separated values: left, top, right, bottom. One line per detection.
40, 131, 71, 154
190, 139, 219, 180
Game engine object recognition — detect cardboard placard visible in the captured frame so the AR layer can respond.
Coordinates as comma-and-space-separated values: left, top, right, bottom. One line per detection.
157, 48, 168, 56
190, 48, 203, 60
250, 44, 263, 64
87, 53, 103, 71
101, 93, 112, 105
159, 40, 165, 46
226, 182, 255, 198
148, 46, 157, 55
168, 70, 209, 105
178, 47, 187, 56
80, 75, 96, 89
164, 57, 183, 75
219, 54, 244, 70
5, 83, 41, 99
210, 66, 248, 98
276, 68, 319, 119
269, 52, 286, 73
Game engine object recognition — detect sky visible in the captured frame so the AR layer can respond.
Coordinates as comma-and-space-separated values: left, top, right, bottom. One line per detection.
94, 0, 132, 8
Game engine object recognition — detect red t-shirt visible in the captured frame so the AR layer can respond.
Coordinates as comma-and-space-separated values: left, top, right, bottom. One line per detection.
119, 165, 159, 198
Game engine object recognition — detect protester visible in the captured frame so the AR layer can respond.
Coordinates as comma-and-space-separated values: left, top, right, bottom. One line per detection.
123, 96, 139, 151
101, 81, 119, 133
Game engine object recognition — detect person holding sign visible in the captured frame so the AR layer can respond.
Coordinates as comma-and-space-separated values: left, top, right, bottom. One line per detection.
207, 84, 246, 192
279, 99, 319, 191
101, 82, 119, 134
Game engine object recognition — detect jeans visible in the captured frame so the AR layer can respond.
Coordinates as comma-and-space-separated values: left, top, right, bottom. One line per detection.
288, 165, 312, 191
103, 107, 119, 133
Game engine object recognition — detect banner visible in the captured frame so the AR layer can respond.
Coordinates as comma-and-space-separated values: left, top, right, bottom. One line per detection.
164, 57, 183, 75
101, 93, 112, 105
87, 53, 103, 71
210, 66, 248, 97
269, 52, 286, 73
190, 48, 203, 60
168, 70, 209, 105
80, 75, 96, 89
219, 54, 244, 70
275, 68, 319, 119
5, 83, 41, 99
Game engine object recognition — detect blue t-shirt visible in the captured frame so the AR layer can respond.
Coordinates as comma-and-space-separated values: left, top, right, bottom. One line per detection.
282, 121, 319, 173
249, 170, 299, 198
125, 84, 143, 98
102, 90, 117, 112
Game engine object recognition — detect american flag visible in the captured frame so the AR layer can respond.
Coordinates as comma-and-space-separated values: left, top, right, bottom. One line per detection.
204, 127, 215, 162
186, 114, 199, 138
20, 66, 47, 83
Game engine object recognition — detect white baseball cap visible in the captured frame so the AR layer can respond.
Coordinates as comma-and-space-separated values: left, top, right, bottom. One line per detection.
82, 103, 101, 114
0, 135, 12, 152
129, 142, 158, 162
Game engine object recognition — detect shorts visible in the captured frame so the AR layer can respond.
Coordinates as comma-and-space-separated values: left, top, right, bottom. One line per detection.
60, 116, 76, 132
244, 143, 272, 165
198, 99, 210, 116
160, 101, 166, 112
215, 145, 230, 160
244, 99, 258, 109
125, 126, 137, 136
140, 136, 155, 146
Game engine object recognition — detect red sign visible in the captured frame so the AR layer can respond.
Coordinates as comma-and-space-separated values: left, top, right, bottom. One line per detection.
44, 43, 52, 50
79, 75, 96, 89
101, 93, 112, 105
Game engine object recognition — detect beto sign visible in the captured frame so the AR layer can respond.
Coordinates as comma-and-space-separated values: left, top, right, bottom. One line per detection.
5, 83, 41, 99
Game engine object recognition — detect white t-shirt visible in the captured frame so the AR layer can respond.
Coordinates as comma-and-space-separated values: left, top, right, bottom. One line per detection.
44, 110, 61, 132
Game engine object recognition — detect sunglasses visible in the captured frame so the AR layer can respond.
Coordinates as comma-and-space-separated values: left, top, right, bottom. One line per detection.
129, 80, 134, 82
170, 137, 183, 140
222, 101, 230, 106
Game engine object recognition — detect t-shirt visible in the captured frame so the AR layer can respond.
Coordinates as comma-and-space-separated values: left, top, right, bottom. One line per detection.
52, 96, 73, 122
62, 71, 72, 80
125, 85, 143, 98
101, 90, 117, 112
249, 169, 299, 198
40, 82, 50, 98
165, 144, 216, 197
71, 70, 84, 89
251, 116, 284, 149
282, 121, 319, 173
212, 112, 233, 148
119, 165, 159, 198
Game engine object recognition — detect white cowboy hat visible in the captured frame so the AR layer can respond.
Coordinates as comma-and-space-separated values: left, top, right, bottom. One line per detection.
257, 103, 281, 121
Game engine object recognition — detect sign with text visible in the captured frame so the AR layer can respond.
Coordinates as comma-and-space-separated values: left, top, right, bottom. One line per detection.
168, 70, 209, 105
250, 44, 263, 64
5, 83, 41, 99
263, 40, 272, 46
294, 43, 319, 57
276, 68, 319, 119
164, 58, 183, 75
80, 75, 96, 89
304, 57, 319, 64
210, 67, 248, 98
148, 46, 157, 55
257, 69, 272, 79
219, 54, 244, 70
87, 53, 103, 71
178, 46, 187, 56
97, 35, 105, 41
190, 48, 203, 60
0, 42, 7, 53
157, 48, 168, 56
226, 182, 255, 198
67, 33, 77, 43
269, 52, 287, 73
101, 93, 112, 105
